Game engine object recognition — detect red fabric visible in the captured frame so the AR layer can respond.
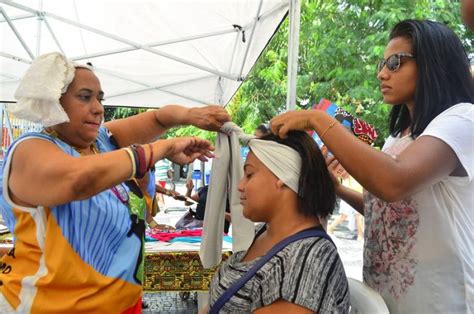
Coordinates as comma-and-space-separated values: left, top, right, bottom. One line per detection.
147, 229, 203, 242
122, 298, 141, 314
157, 180, 166, 188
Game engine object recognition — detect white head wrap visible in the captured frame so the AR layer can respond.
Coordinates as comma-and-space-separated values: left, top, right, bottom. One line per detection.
8, 52, 91, 127
220, 121, 255, 144
248, 139, 302, 193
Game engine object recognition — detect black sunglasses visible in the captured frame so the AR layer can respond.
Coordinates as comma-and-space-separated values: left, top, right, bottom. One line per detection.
377, 52, 415, 73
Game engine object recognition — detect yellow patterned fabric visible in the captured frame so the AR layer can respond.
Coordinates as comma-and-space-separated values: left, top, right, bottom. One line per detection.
144, 251, 232, 291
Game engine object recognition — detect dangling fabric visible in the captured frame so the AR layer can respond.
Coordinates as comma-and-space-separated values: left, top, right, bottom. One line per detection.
199, 122, 255, 268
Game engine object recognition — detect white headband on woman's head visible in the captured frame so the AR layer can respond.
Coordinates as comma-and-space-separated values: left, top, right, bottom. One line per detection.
8, 52, 84, 127
248, 139, 302, 193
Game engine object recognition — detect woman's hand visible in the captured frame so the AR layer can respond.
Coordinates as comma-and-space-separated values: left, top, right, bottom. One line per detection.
163, 137, 215, 165
185, 179, 194, 191
270, 110, 317, 138
149, 222, 175, 232
188, 105, 231, 131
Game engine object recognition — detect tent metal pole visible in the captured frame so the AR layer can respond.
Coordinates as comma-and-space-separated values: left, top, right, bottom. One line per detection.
3, 106, 14, 143
237, 0, 264, 79
106, 74, 215, 98
43, 16, 65, 55
35, 17, 41, 56
96, 69, 210, 105
107, 88, 208, 106
286, 0, 300, 111
0, 7, 34, 60
0, 51, 31, 64
71, 28, 237, 61
71, 3, 287, 64
36, 1, 44, 56
71, 27, 242, 62
71, 29, 241, 63
0, 13, 35, 23
1, 1, 239, 81
241, 3, 288, 31
227, 32, 240, 76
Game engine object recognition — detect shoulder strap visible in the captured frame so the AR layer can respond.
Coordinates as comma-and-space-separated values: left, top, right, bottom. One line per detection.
209, 228, 333, 313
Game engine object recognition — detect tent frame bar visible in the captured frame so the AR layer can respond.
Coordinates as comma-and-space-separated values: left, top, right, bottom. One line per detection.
96, 68, 212, 105
0, 6, 34, 59
0, 12, 34, 23
71, 28, 241, 61
286, 0, 300, 110
0, 0, 294, 109
1, 1, 240, 81
43, 16, 65, 55
238, 0, 264, 79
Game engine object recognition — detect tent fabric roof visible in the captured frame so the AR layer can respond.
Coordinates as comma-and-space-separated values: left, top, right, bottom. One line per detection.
0, 0, 289, 108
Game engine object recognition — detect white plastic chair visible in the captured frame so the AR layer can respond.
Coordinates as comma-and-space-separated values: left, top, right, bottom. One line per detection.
348, 278, 389, 313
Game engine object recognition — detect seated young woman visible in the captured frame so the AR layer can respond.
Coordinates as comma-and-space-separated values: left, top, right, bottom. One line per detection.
206, 131, 349, 313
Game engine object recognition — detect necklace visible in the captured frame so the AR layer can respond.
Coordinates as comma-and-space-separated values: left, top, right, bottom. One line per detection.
42, 128, 99, 156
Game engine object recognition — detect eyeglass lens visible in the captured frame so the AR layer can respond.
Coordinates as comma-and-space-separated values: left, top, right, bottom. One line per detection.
378, 55, 401, 73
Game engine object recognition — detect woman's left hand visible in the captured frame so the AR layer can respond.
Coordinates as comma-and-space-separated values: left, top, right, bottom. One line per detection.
164, 136, 215, 165
188, 105, 231, 132
270, 110, 317, 138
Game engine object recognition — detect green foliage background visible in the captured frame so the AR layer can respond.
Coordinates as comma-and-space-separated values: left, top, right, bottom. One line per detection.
107, 0, 473, 146
230, 0, 472, 147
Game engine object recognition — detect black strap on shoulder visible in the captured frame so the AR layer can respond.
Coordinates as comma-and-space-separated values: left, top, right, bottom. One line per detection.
209, 228, 333, 313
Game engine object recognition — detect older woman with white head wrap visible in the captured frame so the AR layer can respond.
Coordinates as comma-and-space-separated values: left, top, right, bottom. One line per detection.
0, 52, 229, 313
206, 131, 349, 313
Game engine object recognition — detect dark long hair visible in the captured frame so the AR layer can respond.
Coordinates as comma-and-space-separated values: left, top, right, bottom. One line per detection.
258, 131, 336, 219
388, 19, 474, 138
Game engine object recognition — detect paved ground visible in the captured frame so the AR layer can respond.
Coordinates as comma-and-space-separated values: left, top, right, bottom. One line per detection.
142, 179, 363, 313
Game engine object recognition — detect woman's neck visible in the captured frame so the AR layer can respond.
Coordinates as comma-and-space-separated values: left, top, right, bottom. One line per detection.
265, 212, 320, 243
43, 128, 98, 155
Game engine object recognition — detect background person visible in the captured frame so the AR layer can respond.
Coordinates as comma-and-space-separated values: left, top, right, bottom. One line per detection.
271, 20, 473, 313
327, 175, 364, 241
0, 52, 229, 313
184, 180, 231, 233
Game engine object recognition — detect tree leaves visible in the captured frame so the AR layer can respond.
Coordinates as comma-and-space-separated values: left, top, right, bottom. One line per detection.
229, 0, 470, 146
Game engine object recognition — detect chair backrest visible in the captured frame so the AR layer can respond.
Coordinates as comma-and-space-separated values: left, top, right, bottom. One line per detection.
348, 278, 389, 314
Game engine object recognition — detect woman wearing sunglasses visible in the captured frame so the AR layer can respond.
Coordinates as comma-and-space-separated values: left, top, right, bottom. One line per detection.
271, 19, 473, 313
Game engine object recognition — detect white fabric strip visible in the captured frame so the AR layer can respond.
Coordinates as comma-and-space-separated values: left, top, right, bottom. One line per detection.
199, 122, 255, 268
248, 139, 301, 193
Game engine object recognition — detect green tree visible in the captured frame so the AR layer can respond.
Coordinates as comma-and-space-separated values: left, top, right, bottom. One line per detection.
230, 0, 471, 146
104, 107, 146, 122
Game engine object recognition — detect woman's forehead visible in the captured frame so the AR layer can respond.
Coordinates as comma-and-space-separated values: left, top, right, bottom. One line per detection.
69, 68, 101, 91
385, 36, 413, 56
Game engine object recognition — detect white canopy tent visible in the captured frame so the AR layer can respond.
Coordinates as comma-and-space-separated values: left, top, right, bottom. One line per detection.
0, 0, 299, 109
0, 0, 303, 308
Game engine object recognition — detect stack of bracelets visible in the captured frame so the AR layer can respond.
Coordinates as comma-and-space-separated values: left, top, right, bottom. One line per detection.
123, 144, 154, 179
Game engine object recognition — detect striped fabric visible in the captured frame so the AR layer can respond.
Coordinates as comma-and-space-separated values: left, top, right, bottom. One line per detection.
155, 158, 171, 181
0, 127, 142, 313
208, 225, 350, 313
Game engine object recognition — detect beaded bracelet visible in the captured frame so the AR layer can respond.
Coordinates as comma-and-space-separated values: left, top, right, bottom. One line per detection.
129, 145, 140, 176
131, 144, 147, 179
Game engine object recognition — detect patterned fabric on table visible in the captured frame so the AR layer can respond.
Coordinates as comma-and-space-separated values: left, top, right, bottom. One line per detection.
144, 251, 232, 291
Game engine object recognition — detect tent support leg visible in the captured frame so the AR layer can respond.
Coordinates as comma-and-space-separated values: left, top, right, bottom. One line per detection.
286, 0, 301, 111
